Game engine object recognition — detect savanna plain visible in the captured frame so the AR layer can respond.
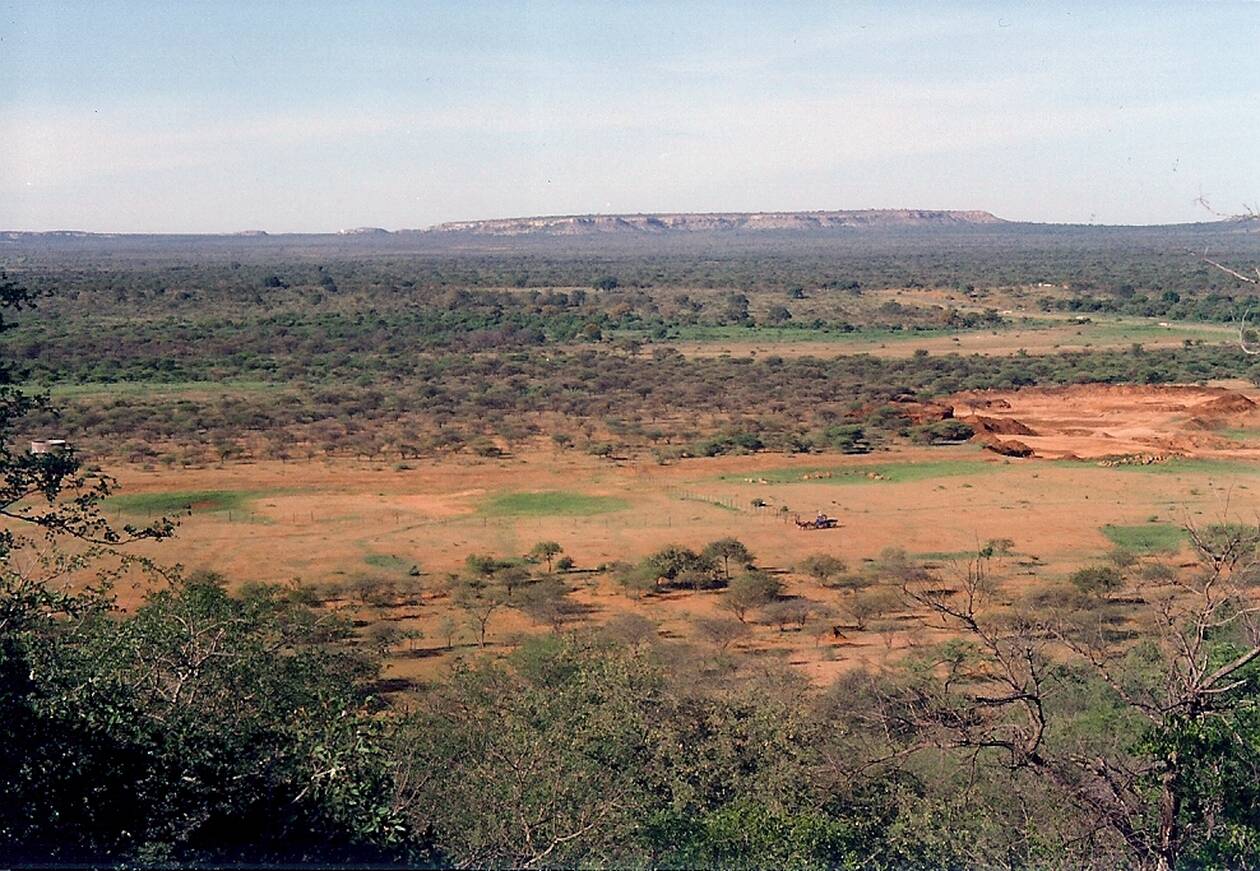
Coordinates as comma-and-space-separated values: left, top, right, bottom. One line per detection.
7, 220, 1260, 868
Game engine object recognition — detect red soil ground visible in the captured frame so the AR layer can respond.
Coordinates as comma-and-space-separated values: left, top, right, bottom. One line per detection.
25, 382, 1260, 686
952, 383, 1260, 460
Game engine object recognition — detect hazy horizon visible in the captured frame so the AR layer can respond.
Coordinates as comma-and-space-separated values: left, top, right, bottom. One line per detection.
3, 206, 1255, 237
3, 1, 1259, 233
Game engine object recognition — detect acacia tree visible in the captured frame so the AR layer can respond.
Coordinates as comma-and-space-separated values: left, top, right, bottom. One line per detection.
494, 565, 531, 599
438, 615, 459, 650
694, 616, 751, 652
453, 579, 507, 647
518, 578, 582, 633
861, 523, 1260, 870
528, 541, 564, 573
640, 545, 716, 589
721, 570, 782, 623
798, 553, 846, 586
703, 538, 753, 581
847, 587, 898, 631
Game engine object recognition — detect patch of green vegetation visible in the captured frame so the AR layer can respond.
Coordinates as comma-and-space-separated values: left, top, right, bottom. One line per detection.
915, 550, 983, 562
659, 325, 968, 344
1101, 523, 1187, 553
1221, 428, 1260, 442
1082, 321, 1233, 343
1105, 458, 1260, 477
722, 459, 1000, 486
480, 490, 630, 517
109, 489, 256, 515
363, 553, 410, 571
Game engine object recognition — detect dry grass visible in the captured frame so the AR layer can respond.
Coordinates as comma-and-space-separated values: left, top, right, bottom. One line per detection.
82, 384, 1260, 685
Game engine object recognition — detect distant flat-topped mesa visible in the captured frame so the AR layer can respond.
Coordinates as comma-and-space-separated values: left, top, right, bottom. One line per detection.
427, 209, 1006, 235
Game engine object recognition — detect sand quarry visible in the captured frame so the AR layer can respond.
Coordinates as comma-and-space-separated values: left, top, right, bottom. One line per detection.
953, 382, 1260, 460
70, 382, 1260, 685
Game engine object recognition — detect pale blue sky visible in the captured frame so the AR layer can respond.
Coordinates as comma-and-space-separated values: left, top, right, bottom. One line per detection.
2, 1, 1258, 232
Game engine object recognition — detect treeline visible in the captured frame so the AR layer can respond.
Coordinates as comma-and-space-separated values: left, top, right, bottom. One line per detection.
9, 221, 1260, 295
1040, 288, 1254, 322
25, 343, 1258, 462
4, 287, 1002, 377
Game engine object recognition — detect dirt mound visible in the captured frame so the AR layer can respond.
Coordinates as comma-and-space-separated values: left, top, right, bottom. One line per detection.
981, 438, 1034, 457
1195, 392, 1257, 416
969, 416, 1038, 436
907, 402, 954, 424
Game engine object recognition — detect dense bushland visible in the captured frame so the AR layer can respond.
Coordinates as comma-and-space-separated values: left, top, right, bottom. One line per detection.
23, 342, 1258, 463
6, 227, 1259, 462
9, 220, 1260, 294
9, 540, 1260, 869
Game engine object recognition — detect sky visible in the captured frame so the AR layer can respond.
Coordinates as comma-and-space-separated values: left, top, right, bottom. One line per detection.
1, 1, 1258, 232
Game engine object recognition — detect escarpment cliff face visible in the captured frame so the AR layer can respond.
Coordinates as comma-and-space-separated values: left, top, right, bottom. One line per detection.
426, 209, 1007, 236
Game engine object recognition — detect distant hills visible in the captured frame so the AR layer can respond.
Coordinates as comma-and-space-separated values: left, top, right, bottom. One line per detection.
422, 209, 1006, 236
2, 210, 1255, 247
2, 208, 1005, 242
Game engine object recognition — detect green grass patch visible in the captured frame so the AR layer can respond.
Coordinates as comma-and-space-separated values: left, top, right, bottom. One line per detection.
1104, 458, 1260, 477
109, 489, 256, 516
1081, 321, 1233, 343
671, 325, 927, 343
480, 490, 630, 517
363, 553, 411, 571
915, 550, 984, 562
721, 459, 1000, 486
627, 325, 990, 344
1101, 523, 1187, 553
1221, 429, 1260, 442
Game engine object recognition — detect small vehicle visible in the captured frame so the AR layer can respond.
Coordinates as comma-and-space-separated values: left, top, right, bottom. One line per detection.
794, 512, 840, 530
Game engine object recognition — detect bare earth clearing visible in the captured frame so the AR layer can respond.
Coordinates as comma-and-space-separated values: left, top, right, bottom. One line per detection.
82, 382, 1260, 686
954, 381, 1260, 459
667, 317, 1233, 359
